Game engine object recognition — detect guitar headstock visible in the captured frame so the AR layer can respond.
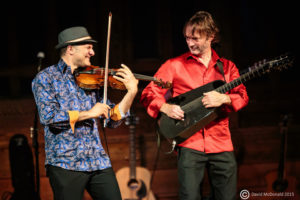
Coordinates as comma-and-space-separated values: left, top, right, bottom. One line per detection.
240, 53, 294, 76
267, 53, 294, 71
256, 53, 294, 74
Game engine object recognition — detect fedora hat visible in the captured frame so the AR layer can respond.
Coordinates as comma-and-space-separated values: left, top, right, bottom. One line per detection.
55, 26, 97, 49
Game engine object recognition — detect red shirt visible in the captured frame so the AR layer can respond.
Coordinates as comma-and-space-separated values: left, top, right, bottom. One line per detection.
140, 50, 249, 153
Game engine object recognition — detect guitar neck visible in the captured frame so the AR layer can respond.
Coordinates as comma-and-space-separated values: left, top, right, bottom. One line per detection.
129, 125, 137, 179
215, 68, 254, 93
215, 54, 291, 94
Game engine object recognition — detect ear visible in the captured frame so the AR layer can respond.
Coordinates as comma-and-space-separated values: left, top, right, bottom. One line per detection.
207, 34, 215, 42
66, 45, 75, 55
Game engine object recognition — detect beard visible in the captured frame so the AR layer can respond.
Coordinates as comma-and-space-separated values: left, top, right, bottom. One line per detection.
188, 44, 208, 56
74, 56, 91, 67
187, 37, 211, 57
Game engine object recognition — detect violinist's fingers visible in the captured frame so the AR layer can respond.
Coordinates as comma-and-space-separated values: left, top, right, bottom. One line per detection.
120, 63, 130, 69
119, 64, 134, 75
114, 71, 127, 80
115, 65, 134, 80
102, 112, 109, 119
112, 64, 138, 92
112, 75, 124, 82
113, 64, 138, 92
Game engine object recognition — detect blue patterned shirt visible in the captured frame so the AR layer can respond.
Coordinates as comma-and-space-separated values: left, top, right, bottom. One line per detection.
32, 59, 125, 171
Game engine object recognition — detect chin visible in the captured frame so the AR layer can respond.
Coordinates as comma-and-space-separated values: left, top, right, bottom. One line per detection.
189, 49, 198, 55
85, 60, 91, 66
191, 51, 200, 57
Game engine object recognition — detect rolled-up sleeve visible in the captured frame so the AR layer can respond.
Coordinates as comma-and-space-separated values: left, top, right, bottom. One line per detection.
102, 99, 129, 129
32, 72, 70, 129
141, 60, 173, 118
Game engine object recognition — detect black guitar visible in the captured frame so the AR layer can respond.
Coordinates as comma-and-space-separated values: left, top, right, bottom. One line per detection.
157, 54, 293, 144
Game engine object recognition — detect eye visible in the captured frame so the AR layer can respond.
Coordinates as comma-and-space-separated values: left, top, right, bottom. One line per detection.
185, 36, 200, 42
86, 44, 93, 49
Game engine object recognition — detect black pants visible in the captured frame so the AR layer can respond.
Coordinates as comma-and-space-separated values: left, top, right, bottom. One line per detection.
47, 165, 122, 200
177, 147, 237, 200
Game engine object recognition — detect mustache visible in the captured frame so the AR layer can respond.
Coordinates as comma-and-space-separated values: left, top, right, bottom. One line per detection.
189, 46, 199, 50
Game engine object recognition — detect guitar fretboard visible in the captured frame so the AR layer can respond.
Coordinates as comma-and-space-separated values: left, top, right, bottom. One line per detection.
215, 55, 291, 94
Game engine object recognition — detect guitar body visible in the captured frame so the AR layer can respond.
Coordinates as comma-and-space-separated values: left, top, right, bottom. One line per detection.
117, 114, 156, 200
158, 80, 225, 143
116, 166, 155, 200
262, 115, 299, 199
264, 171, 298, 200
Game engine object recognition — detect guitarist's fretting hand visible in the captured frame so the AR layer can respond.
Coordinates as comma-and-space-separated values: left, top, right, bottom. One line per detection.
202, 91, 231, 108
160, 103, 185, 120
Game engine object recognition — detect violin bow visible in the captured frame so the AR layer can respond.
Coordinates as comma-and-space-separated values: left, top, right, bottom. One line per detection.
103, 12, 112, 127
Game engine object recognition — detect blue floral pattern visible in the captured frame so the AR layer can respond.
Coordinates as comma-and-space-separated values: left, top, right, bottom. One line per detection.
32, 59, 123, 171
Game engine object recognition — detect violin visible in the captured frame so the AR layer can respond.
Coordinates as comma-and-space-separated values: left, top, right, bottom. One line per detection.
74, 65, 172, 90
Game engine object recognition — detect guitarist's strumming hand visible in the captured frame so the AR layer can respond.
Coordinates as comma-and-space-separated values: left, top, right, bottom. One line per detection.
160, 103, 185, 121
202, 91, 231, 108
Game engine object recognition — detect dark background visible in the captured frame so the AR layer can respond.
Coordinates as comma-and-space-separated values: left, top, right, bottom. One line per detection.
1, 0, 298, 126
1, 0, 297, 64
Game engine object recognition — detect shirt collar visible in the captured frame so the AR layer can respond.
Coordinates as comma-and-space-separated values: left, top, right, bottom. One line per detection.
57, 59, 72, 75
185, 49, 221, 65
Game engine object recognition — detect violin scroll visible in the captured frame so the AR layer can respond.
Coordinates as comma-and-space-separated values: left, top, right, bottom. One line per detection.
153, 78, 172, 89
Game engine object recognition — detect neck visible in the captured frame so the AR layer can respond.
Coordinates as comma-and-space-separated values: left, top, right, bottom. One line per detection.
197, 49, 212, 68
62, 57, 77, 73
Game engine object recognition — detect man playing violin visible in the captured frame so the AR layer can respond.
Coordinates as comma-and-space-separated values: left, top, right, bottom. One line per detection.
32, 26, 138, 200
141, 11, 248, 200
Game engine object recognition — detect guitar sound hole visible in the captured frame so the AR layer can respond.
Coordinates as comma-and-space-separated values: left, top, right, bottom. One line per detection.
128, 179, 139, 190
272, 179, 288, 192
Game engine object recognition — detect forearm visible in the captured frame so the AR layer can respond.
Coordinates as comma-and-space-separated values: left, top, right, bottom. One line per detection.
118, 89, 138, 114
68, 109, 99, 124
78, 110, 94, 121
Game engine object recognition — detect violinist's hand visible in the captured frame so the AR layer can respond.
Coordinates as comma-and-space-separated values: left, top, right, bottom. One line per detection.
202, 91, 231, 108
88, 103, 110, 118
78, 103, 110, 121
113, 64, 138, 115
160, 103, 184, 121
113, 64, 139, 93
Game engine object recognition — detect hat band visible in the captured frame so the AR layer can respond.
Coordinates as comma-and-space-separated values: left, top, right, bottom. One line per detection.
64, 36, 92, 44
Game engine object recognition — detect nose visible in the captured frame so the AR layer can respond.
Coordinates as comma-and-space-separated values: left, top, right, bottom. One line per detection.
89, 49, 95, 56
186, 38, 195, 46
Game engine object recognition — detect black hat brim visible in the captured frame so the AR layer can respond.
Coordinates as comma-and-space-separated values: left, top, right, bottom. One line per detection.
55, 39, 98, 49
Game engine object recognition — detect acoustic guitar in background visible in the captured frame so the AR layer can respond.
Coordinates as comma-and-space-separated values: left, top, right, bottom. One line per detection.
263, 115, 299, 199
116, 114, 156, 200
